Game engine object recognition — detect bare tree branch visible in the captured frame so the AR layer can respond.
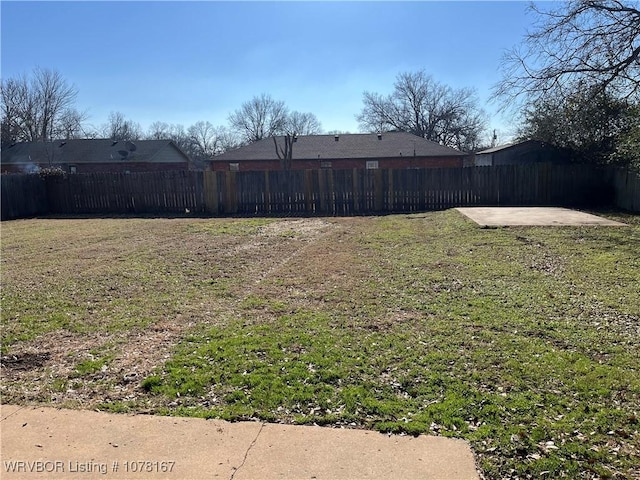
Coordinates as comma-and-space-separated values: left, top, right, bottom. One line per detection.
494, 1, 640, 108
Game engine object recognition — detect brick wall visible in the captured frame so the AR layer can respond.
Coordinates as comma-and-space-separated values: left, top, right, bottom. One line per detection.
210, 156, 463, 171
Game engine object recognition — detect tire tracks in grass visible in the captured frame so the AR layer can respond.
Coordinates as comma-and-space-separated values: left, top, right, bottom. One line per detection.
1, 218, 339, 409
100, 218, 339, 408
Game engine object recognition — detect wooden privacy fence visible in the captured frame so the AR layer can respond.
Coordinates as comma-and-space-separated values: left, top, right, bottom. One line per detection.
204, 163, 612, 215
611, 167, 640, 212
2, 164, 638, 220
1, 173, 48, 220
46, 170, 205, 215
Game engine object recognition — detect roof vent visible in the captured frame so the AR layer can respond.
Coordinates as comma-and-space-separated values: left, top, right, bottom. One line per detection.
334, 135, 339, 142
377, 133, 382, 140
111, 140, 118, 146
59, 141, 67, 147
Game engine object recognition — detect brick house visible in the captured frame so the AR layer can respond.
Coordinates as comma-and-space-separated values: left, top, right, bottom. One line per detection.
210, 132, 468, 171
1, 139, 192, 174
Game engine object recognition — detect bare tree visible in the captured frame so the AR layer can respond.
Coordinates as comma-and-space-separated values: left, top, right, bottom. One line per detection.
146, 122, 190, 149
101, 111, 142, 141
0, 76, 29, 144
273, 134, 296, 170
215, 127, 241, 153
34, 68, 78, 141
285, 111, 322, 135
54, 108, 90, 139
357, 70, 486, 151
228, 94, 289, 143
147, 121, 172, 140
1, 67, 80, 144
146, 120, 239, 164
187, 121, 219, 159
494, 1, 640, 107
271, 111, 322, 169
165, 124, 190, 152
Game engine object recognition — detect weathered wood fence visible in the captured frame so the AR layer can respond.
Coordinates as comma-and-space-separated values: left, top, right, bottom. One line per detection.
204, 164, 617, 215
2, 164, 638, 220
611, 167, 640, 212
1, 173, 49, 220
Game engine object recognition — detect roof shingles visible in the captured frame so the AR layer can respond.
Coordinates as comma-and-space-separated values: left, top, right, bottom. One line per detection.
1, 139, 189, 165
213, 132, 465, 162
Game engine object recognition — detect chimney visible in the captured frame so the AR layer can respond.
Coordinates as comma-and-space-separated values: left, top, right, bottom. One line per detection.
334, 135, 339, 142
377, 133, 382, 140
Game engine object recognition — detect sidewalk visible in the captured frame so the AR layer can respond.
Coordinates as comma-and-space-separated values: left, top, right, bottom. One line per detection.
1, 405, 479, 479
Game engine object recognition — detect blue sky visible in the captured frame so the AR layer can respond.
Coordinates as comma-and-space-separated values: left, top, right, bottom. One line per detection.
1, 1, 535, 142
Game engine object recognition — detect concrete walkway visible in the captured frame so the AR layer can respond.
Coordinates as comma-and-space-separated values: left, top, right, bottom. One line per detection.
1, 405, 479, 480
456, 207, 627, 227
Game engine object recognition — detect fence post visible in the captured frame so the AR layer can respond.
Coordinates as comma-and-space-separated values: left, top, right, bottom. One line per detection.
352, 168, 360, 213
304, 170, 313, 213
374, 169, 384, 211
224, 171, 238, 214
318, 169, 327, 213
387, 169, 394, 211
204, 170, 219, 214
264, 171, 271, 214
327, 169, 335, 214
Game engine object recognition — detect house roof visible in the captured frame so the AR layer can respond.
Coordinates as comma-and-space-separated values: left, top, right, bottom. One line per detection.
212, 132, 466, 162
476, 140, 541, 155
1, 139, 191, 165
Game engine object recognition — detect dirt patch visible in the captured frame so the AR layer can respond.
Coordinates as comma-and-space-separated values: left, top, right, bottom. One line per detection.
258, 218, 334, 237
1, 351, 51, 371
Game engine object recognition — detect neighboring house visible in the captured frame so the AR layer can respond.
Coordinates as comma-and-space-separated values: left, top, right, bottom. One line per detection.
1, 139, 193, 174
210, 132, 468, 171
471, 140, 568, 167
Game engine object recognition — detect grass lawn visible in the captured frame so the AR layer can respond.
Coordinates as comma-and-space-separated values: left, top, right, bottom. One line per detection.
1, 210, 639, 479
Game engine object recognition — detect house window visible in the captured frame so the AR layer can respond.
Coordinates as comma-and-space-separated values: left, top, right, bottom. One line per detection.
366, 160, 379, 170
229, 163, 240, 172
69, 165, 77, 174
320, 161, 332, 169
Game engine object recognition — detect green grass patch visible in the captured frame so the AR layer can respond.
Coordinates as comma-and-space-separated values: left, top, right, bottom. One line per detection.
3, 211, 638, 479
72, 353, 114, 377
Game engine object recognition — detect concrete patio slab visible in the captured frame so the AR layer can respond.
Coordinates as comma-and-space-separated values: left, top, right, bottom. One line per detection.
1, 405, 479, 480
456, 207, 627, 227
236, 422, 478, 480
